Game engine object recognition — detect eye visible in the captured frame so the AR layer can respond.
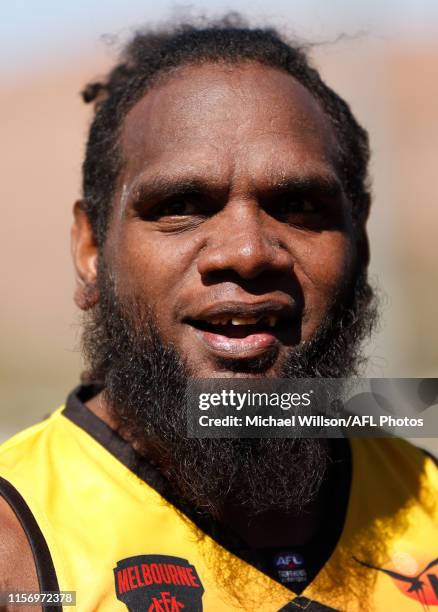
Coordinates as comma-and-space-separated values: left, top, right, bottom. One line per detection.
275, 197, 317, 218
158, 198, 198, 217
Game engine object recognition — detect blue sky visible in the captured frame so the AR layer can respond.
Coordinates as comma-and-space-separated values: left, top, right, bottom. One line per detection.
2, 0, 437, 77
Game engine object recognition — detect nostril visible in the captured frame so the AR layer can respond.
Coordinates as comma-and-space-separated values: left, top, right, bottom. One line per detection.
197, 228, 293, 280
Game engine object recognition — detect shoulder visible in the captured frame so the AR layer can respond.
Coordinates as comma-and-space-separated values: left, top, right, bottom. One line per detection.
0, 493, 39, 592
354, 436, 437, 465
0, 412, 67, 606
421, 446, 438, 466
0, 417, 55, 592
351, 437, 438, 496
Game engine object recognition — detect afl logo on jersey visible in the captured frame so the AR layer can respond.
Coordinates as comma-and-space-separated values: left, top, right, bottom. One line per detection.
114, 554, 204, 611
274, 552, 304, 570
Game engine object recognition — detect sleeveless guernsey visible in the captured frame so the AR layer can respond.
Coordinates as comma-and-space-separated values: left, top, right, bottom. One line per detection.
0, 386, 437, 611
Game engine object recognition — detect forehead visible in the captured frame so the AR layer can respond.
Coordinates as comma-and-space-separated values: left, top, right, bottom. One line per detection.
120, 62, 340, 189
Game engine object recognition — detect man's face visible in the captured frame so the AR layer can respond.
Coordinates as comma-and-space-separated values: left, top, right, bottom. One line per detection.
74, 61, 374, 516
100, 62, 357, 377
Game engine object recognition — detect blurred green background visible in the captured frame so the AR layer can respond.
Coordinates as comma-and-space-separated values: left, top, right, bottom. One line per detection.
1, 1, 437, 452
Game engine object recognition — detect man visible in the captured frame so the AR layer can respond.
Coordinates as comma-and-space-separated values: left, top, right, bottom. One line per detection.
0, 17, 436, 612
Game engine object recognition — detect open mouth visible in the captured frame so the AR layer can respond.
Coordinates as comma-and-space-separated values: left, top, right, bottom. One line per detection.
185, 302, 298, 360
187, 314, 288, 339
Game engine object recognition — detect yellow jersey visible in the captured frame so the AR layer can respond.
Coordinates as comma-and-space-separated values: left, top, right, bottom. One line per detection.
0, 385, 437, 611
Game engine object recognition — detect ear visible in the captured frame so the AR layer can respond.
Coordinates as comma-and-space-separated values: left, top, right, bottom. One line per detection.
71, 201, 99, 310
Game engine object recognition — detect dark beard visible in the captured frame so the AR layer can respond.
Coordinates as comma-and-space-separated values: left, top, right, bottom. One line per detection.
82, 264, 377, 518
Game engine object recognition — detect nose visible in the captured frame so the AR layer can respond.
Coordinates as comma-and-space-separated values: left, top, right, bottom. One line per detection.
197, 202, 294, 280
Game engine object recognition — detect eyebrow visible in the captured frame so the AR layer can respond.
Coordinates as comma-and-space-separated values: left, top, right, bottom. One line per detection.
127, 176, 224, 208
264, 174, 343, 199
126, 171, 343, 210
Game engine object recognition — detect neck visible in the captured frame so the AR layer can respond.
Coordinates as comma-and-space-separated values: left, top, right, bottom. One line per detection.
221, 497, 326, 551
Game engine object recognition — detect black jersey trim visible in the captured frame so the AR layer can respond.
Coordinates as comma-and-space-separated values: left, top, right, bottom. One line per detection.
63, 385, 164, 490
278, 596, 340, 611
62, 385, 352, 597
0, 477, 62, 612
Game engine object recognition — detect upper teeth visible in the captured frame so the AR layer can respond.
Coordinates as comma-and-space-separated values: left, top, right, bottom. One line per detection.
209, 315, 278, 327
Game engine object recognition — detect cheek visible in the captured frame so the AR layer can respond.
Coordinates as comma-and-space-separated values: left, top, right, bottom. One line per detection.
104, 224, 197, 314
292, 232, 355, 326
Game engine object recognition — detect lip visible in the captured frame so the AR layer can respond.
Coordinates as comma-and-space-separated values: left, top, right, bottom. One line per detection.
188, 299, 297, 322
192, 326, 279, 359
184, 299, 298, 360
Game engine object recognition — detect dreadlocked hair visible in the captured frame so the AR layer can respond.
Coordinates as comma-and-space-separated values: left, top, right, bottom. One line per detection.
81, 14, 371, 247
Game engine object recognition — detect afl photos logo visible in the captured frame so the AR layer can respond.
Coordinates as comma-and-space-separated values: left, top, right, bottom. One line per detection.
114, 555, 205, 611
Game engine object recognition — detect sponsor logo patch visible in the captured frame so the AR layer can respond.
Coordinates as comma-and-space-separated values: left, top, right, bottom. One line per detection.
114, 554, 204, 611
